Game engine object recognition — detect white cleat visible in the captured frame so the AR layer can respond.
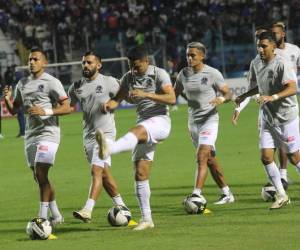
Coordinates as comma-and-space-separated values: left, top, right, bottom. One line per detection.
95, 129, 110, 160
73, 208, 92, 223
214, 193, 235, 205
270, 194, 290, 210
133, 220, 154, 231
49, 215, 64, 227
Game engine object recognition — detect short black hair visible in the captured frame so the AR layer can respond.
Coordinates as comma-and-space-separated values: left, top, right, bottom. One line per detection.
127, 45, 148, 61
84, 51, 102, 62
30, 47, 47, 60
257, 31, 276, 43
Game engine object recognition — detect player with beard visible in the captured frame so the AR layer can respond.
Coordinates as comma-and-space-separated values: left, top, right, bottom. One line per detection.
68, 51, 135, 225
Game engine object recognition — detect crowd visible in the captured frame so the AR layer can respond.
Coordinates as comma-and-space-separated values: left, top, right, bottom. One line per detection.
0, 0, 299, 72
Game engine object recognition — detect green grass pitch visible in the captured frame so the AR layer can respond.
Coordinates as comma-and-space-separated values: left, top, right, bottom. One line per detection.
0, 102, 300, 250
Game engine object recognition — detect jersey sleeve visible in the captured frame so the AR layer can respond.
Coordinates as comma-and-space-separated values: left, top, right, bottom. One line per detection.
157, 68, 172, 88
212, 69, 226, 89
108, 77, 120, 98
67, 83, 78, 105
280, 60, 297, 85
248, 60, 257, 89
13, 82, 23, 105
49, 79, 68, 103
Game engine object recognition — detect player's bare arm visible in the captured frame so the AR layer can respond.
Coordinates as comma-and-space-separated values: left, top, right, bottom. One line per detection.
101, 86, 128, 113
3, 85, 20, 115
174, 82, 184, 98
28, 98, 71, 116
235, 86, 259, 106
210, 84, 232, 106
258, 80, 297, 105
130, 84, 176, 105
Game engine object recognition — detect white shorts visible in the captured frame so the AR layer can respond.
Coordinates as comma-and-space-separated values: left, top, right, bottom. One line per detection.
188, 120, 219, 150
84, 143, 111, 168
259, 116, 300, 153
132, 115, 171, 161
25, 141, 59, 167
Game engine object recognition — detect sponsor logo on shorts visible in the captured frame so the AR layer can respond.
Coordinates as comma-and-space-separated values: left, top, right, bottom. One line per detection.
287, 136, 295, 142
200, 131, 211, 135
38, 145, 49, 151
37, 152, 47, 158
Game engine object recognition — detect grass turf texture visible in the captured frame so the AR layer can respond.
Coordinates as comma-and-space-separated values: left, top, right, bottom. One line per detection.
0, 102, 300, 250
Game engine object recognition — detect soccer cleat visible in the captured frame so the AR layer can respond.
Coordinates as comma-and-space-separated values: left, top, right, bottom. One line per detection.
281, 178, 288, 191
73, 209, 92, 223
270, 194, 290, 210
49, 216, 64, 227
127, 219, 138, 227
133, 220, 154, 231
95, 129, 110, 160
47, 234, 58, 240
0, 134, 4, 139
213, 193, 235, 205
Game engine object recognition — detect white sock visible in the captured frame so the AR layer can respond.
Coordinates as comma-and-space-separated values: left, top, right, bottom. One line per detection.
83, 198, 95, 212
264, 162, 286, 196
135, 180, 152, 221
221, 186, 230, 196
295, 162, 300, 175
38, 202, 49, 219
192, 188, 202, 196
279, 169, 288, 181
49, 200, 62, 219
109, 132, 138, 155
112, 194, 126, 206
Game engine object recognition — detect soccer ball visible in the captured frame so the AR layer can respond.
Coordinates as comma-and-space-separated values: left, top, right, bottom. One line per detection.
107, 205, 131, 227
261, 183, 276, 202
183, 194, 207, 214
26, 218, 52, 240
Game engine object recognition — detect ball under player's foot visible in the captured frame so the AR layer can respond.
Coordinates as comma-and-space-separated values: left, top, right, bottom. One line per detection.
73, 208, 92, 223
270, 194, 290, 210
95, 129, 110, 160
127, 219, 138, 227
213, 193, 235, 205
133, 219, 154, 231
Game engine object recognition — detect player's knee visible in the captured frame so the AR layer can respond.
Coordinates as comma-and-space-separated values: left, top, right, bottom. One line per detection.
261, 156, 273, 165
287, 152, 300, 165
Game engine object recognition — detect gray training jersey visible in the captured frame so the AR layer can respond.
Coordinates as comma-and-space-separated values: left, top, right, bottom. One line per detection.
68, 74, 119, 146
120, 65, 172, 123
176, 65, 226, 124
14, 72, 68, 144
249, 54, 298, 125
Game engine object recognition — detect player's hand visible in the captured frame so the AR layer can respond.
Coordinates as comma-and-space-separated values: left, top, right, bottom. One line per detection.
27, 105, 46, 116
129, 89, 148, 99
3, 85, 12, 100
231, 110, 240, 126
100, 100, 117, 114
209, 97, 225, 106
257, 95, 273, 105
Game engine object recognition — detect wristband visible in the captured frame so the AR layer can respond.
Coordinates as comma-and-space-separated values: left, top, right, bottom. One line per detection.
44, 108, 54, 116
272, 94, 279, 101
218, 96, 226, 103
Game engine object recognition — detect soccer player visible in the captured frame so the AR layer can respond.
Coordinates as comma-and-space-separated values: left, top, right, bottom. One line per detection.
233, 23, 300, 188
235, 31, 300, 209
174, 42, 235, 205
3, 48, 70, 225
68, 51, 133, 224
98, 45, 176, 230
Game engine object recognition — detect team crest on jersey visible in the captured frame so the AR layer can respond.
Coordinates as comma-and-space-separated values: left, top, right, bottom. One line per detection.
291, 55, 295, 62
145, 78, 153, 88
95, 85, 103, 93
38, 84, 44, 92
267, 70, 274, 79
76, 89, 83, 94
201, 77, 208, 85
